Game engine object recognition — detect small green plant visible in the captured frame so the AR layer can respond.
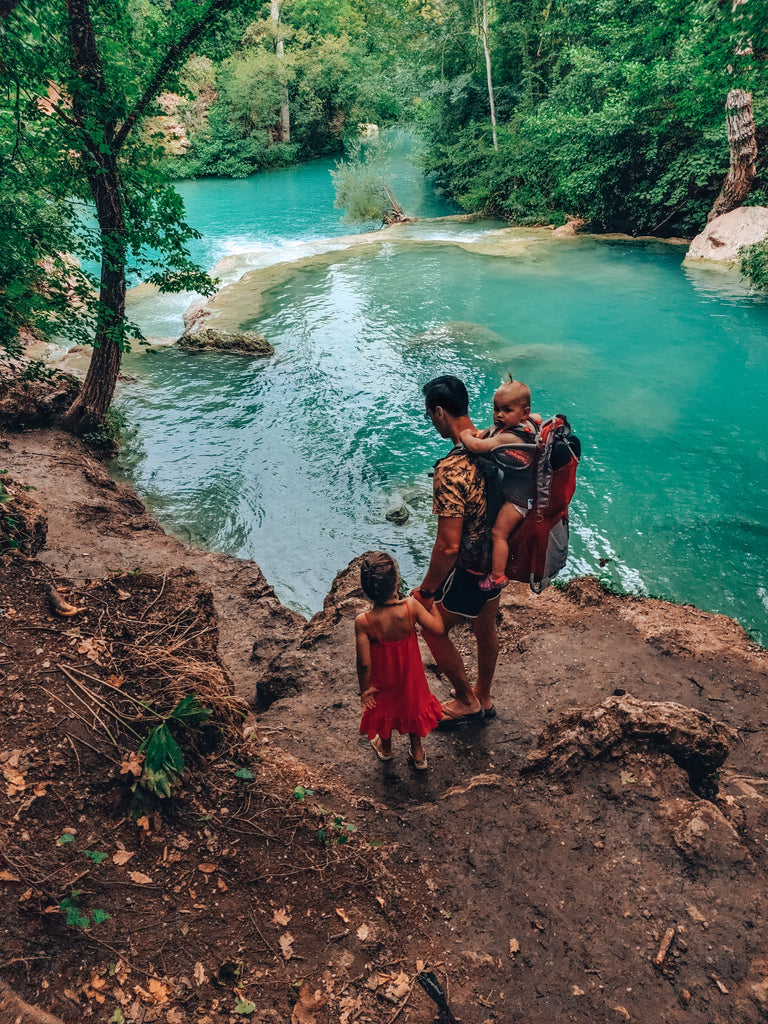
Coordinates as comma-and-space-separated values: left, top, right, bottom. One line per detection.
21, 359, 58, 382
134, 694, 212, 802
82, 406, 128, 454
0, 473, 22, 553
83, 849, 109, 863
293, 785, 314, 801
740, 239, 768, 291
234, 768, 254, 781
58, 889, 111, 930
332, 815, 357, 844
316, 812, 357, 845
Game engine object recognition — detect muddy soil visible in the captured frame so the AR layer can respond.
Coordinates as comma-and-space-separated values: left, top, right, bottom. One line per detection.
2, 427, 768, 1024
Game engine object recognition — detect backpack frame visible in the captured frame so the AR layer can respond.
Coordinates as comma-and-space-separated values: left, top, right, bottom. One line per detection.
473, 415, 581, 593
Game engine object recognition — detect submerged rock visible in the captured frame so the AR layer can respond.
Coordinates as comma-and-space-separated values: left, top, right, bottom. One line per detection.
685, 206, 768, 263
178, 327, 274, 356
385, 504, 410, 525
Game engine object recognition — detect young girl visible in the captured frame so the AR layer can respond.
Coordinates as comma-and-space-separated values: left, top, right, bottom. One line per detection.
355, 552, 445, 769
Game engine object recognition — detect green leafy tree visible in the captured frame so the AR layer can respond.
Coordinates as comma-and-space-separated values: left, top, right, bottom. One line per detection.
2, 0, 249, 431
331, 137, 406, 222
416, 0, 767, 235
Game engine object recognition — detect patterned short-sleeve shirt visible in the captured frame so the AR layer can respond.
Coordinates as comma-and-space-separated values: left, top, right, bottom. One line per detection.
432, 445, 491, 573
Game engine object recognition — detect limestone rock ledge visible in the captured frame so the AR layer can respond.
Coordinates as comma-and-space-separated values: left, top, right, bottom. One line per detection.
685, 206, 768, 263
177, 327, 274, 356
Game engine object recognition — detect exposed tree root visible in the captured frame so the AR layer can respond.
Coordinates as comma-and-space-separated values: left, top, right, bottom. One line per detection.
521, 693, 735, 796
0, 978, 65, 1024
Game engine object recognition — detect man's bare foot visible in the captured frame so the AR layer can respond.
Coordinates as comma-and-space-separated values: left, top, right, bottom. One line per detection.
436, 697, 483, 728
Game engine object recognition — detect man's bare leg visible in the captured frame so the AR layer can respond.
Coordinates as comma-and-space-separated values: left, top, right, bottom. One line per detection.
421, 604, 481, 714
472, 595, 500, 709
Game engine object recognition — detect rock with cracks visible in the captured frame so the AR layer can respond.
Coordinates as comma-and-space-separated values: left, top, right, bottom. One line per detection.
522, 693, 734, 795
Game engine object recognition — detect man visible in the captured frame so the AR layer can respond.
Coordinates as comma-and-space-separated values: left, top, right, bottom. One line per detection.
413, 375, 499, 722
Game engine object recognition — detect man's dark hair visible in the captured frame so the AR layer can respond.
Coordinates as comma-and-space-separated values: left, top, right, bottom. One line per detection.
422, 375, 469, 417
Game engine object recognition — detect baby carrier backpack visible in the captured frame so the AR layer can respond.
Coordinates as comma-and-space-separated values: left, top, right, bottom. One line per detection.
475, 415, 581, 593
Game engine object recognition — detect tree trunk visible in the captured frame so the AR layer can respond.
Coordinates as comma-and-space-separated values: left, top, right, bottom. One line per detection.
707, 88, 758, 222
61, 0, 127, 435
481, 0, 498, 152
379, 184, 407, 225
271, 0, 290, 144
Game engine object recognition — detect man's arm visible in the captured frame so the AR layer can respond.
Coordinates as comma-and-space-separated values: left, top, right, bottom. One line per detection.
419, 516, 462, 595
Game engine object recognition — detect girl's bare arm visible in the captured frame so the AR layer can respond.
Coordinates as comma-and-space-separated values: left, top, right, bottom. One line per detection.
355, 616, 376, 706
409, 597, 445, 635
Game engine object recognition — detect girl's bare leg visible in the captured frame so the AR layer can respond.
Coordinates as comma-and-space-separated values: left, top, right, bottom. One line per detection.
491, 503, 524, 578
408, 733, 425, 763
378, 733, 392, 756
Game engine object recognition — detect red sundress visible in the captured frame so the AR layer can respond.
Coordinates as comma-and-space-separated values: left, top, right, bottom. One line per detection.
359, 604, 443, 740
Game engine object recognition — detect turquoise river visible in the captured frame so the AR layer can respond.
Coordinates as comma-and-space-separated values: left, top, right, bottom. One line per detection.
114, 135, 768, 642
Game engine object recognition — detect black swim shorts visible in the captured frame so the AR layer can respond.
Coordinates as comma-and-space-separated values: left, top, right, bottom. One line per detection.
435, 567, 499, 619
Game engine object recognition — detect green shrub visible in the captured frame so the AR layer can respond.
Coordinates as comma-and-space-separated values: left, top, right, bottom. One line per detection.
740, 239, 768, 291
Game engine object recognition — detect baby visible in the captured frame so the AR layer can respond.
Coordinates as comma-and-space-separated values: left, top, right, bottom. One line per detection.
460, 380, 541, 592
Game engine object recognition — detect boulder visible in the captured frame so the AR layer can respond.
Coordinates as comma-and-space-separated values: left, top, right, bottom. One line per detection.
685, 206, 768, 263
177, 327, 274, 356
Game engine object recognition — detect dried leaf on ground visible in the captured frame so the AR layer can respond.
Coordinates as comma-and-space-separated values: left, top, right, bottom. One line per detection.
113, 850, 135, 866
120, 752, 144, 777
148, 979, 168, 1003
198, 862, 217, 874
77, 637, 110, 663
194, 963, 207, 987
291, 985, 325, 1023
279, 932, 295, 959
383, 972, 410, 1002
128, 871, 153, 885
272, 907, 290, 926
339, 994, 362, 1024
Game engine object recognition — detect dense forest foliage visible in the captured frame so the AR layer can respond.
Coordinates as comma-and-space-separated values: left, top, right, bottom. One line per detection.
1, 0, 767, 423
163, 0, 768, 241
413, 0, 767, 236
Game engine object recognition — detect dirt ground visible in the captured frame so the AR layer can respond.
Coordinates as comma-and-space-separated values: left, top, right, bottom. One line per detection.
2, 426, 768, 1024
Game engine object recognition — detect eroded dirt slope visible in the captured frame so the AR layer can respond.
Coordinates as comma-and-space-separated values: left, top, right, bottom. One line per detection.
3, 427, 768, 1024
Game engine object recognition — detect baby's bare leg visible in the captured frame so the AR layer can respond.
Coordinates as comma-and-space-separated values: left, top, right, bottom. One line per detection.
491, 503, 524, 578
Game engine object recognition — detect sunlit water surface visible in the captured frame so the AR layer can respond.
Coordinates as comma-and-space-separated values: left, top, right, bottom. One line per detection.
115, 139, 768, 641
